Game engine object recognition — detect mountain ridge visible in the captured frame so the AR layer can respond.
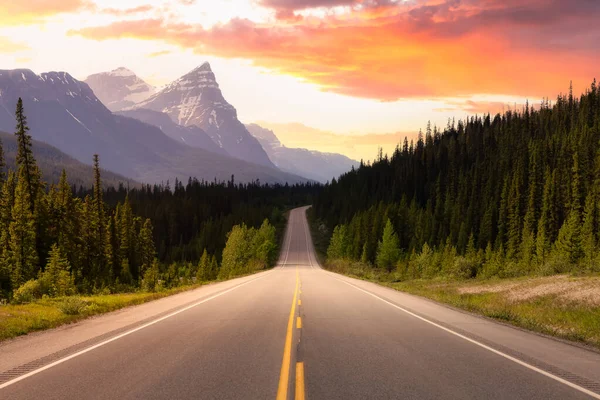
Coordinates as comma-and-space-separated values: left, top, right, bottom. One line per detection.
0, 68, 307, 185
85, 67, 156, 112
131, 63, 275, 168
246, 123, 359, 183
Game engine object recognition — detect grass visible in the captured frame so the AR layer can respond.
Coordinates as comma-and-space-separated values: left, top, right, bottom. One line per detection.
385, 278, 600, 347
0, 283, 207, 342
307, 214, 600, 349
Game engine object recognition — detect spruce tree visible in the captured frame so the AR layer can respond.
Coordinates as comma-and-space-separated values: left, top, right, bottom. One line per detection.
327, 225, 348, 260
581, 191, 597, 270
40, 244, 75, 297
196, 249, 209, 282
138, 218, 156, 276
9, 169, 38, 288
14, 98, 39, 214
376, 219, 400, 272
0, 172, 16, 293
0, 137, 5, 187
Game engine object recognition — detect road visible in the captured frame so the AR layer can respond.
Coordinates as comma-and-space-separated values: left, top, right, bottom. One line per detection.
1, 206, 600, 399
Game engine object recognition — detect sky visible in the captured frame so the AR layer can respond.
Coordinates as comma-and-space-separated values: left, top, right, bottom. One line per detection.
0, 0, 599, 151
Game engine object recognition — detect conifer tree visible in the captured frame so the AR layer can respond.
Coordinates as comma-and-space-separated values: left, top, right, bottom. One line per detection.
555, 154, 583, 264
14, 98, 39, 214
138, 218, 156, 276
327, 225, 348, 260
9, 169, 38, 288
0, 137, 5, 187
196, 249, 210, 282
581, 191, 597, 270
376, 219, 400, 271
0, 172, 16, 293
40, 244, 75, 297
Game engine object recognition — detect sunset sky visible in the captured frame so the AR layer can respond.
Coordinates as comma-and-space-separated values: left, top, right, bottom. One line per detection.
0, 0, 598, 145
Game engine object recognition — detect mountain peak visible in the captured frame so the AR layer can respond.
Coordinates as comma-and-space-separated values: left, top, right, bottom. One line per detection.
196, 62, 212, 72
109, 67, 136, 77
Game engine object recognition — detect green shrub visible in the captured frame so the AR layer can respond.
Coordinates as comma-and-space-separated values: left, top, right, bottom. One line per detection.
12, 280, 42, 304
59, 297, 89, 315
141, 259, 161, 292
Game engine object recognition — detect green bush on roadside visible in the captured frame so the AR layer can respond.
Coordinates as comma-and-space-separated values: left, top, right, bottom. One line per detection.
12, 280, 42, 304
58, 297, 89, 315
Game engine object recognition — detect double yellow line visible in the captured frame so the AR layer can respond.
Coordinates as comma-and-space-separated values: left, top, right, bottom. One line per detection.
277, 269, 305, 400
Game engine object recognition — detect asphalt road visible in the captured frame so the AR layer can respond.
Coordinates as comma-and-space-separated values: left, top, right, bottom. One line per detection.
1, 206, 600, 399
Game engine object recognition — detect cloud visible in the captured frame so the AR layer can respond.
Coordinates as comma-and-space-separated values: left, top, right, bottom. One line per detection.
0, 37, 30, 53
69, 0, 600, 100
0, 0, 88, 25
99, 5, 154, 16
148, 50, 172, 58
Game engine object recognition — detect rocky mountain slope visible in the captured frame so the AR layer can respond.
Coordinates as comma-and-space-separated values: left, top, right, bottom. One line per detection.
246, 123, 359, 183
85, 67, 155, 112
0, 69, 305, 185
132, 63, 274, 168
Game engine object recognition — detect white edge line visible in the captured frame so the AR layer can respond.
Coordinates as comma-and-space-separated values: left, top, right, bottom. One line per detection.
0, 272, 272, 390
333, 276, 600, 400
281, 213, 294, 268
301, 209, 315, 270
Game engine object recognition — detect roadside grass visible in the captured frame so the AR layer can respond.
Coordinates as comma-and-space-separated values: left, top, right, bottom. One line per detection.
0, 213, 291, 343
307, 215, 600, 349
385, 278, 600, 348
0, 283, 208, 342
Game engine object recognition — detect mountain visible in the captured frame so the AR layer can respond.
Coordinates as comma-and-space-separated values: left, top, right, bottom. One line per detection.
117, 108, 226, 155
0, 69, 306, 185
84, 67, 155, 112
0, 132, 135, 188
255, 121, 409, 163
132, 63, 274, 168
246, 123, 359, 183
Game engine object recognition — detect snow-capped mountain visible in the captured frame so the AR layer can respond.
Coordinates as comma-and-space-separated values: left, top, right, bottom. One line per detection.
0, 69, 306, 185
246, 123, 359, 183
85, 67, 155, 112
132, 62, 275, 168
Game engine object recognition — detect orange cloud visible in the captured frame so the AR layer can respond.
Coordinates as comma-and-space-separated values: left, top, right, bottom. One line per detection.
0, 37, 29, 53
100, 5, 154, 16
0, 0, 87, 25
148, 50, 172, 58
70, 0, 600, 100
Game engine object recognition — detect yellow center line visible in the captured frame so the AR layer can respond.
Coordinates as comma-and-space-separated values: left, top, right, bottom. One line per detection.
296, 317, 302, 329
295, 362, 306, 400
276, 268, 300, 400
298, 299, 301, 306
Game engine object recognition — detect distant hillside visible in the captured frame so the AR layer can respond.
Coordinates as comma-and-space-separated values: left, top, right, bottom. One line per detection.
0, 132, 136, 188
246, 123, 359, 183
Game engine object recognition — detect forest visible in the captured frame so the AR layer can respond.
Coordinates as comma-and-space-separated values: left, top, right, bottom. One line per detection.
0, 99, 318, 302
313, 80, 600, 279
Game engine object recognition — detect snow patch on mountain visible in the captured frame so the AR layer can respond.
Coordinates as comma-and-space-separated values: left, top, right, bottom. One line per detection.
130, 62, 274, 168
85, 67, 155, 112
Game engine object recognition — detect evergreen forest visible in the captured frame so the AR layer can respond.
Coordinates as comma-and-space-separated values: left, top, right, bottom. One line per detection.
314, 80, 600, 279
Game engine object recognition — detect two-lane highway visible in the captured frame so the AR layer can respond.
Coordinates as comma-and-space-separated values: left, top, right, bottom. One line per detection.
2, 207, 600, 399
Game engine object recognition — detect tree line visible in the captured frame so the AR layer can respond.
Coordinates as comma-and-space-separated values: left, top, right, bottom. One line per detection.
315, 80, 600, 279
0, 99, 318, 302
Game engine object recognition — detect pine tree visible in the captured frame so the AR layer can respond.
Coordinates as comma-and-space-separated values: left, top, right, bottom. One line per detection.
14, 98, 39, 214
8, 169, 38, 288
581, 191, 597, 270
196, 249, 210, 282
327, 225, 348, 260
554, 154, 583, 264
0, 137, 5, 187
39, 244, 75, 297
138, 218, 156, 276
376, 219, 400, 271
0, 172, 16, 294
